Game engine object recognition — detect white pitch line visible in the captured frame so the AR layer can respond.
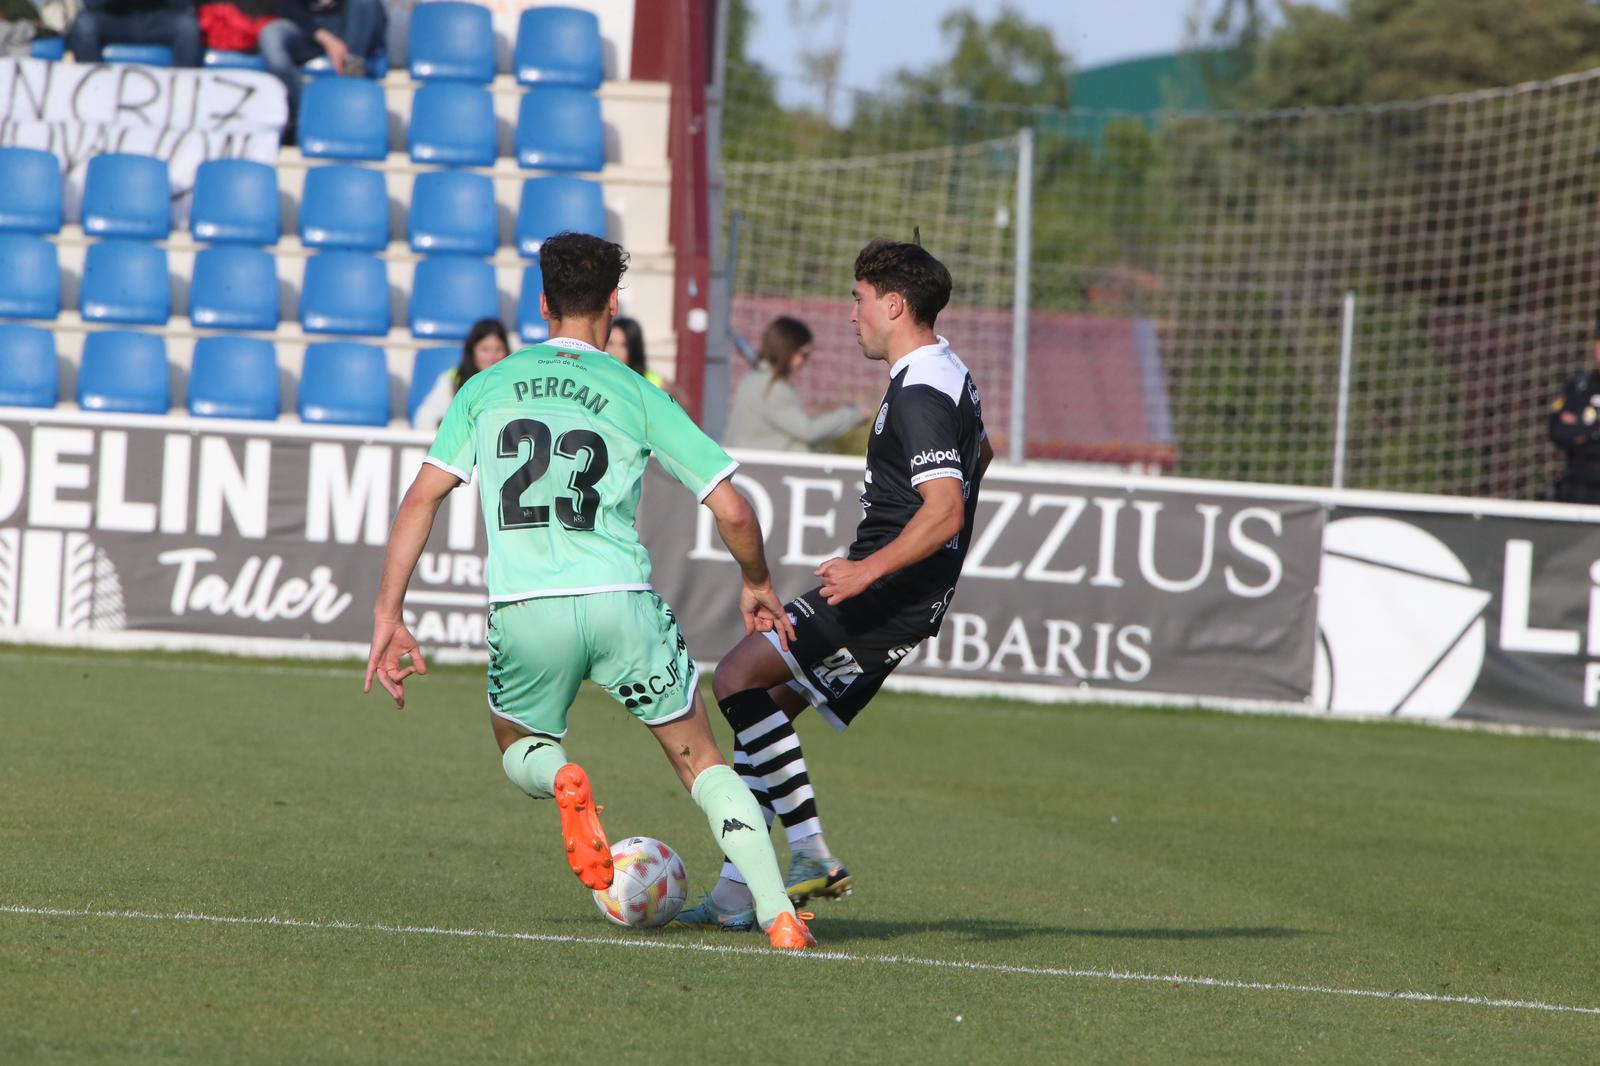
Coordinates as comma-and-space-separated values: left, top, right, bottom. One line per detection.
4, 903, 1597, 1018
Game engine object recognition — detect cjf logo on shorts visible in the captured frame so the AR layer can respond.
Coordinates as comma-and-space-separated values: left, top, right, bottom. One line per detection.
0, 529, 126, 631
813, 648, 864, 696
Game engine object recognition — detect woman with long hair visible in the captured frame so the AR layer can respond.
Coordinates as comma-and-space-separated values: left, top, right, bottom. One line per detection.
412, 318, 511, 430
606, 315, 671, 391
723, 316, 865, 451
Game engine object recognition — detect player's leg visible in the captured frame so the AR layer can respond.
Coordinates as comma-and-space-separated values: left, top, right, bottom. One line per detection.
714, 629, 848, 901
588, 591, 812, 946
643, 694, 802, 935
487, 599, 612, 890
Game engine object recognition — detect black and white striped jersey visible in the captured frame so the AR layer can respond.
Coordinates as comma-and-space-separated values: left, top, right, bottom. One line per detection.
848, 337, 986, 596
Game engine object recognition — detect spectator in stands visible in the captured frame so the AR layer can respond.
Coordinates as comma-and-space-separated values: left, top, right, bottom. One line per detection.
605, 315, 670, 391
413, 318, 510, 431
256, 0, 386, 133
723, 315, 866, 452
1548, 319, 1600, 503
68, 0, 201, 66
1, 0, 73, 54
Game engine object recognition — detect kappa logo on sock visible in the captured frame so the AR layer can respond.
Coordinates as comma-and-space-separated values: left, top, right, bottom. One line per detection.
720, 817, 756, 837
521, 741, 552, 760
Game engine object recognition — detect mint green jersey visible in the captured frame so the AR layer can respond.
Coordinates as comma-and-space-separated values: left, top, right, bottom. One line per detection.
425, 338, 736, 604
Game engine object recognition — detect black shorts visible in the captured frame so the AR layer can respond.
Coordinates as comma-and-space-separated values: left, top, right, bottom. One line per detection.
762, 580, 955, 730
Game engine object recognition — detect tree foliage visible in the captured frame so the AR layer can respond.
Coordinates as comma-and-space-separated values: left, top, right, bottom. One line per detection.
888, 5, 1072, 110
1237, 0, 1600, 108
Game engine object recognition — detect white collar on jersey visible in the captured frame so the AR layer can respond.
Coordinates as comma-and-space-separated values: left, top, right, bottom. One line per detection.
888, 335, 952, 378
544, 336, 604, 352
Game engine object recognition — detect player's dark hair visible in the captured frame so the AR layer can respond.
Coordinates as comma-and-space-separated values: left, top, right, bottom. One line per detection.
609, 315, 648, 374
757, 316, 813, 386
540, 232, 630, 319
454, 318, 509, 391
853, 238, 952, 328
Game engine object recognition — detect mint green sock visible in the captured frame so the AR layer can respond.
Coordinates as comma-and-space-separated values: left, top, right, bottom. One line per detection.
502, 735, 569, 799
690, 764, 795, 927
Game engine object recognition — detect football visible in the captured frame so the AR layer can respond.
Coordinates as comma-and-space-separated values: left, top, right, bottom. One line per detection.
592, 836, 689, 928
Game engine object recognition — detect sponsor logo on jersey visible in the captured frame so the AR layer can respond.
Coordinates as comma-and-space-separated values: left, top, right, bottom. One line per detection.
812, 648, 864, 695
885, 644, 915, 663
912, 448, 960, 467
874, 402, 889, 435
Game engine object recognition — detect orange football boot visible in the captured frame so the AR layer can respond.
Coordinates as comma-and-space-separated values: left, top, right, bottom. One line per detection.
765, 910, 816, 950
553, 763, 612, 890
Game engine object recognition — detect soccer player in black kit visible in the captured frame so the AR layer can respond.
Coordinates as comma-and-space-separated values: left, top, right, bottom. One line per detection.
676, 238, 992, 931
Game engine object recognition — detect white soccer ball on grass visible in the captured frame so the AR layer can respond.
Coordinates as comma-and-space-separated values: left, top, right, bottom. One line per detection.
592, 836, 689, 928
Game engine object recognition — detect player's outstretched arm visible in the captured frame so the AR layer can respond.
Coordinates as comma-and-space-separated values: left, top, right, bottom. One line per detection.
816, 476, 965, 605
702, 479, 795, 649
365, 463, 460, 707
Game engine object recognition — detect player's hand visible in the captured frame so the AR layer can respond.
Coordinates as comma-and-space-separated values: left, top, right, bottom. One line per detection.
815, 557, 875, 605
740, 580, 795, 651
364, 616, 427, 709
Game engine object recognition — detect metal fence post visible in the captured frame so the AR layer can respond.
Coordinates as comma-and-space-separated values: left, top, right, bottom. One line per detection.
1008, 127, 1034, 466
1332, 291, 1356, 489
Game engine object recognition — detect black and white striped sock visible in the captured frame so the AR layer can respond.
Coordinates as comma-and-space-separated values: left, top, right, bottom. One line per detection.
718, 688, 822, 842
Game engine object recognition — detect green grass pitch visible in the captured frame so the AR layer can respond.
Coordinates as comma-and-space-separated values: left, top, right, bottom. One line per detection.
2, 645, 1597, 1064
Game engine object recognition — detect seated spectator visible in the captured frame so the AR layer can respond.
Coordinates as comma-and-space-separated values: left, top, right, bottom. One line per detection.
1, 0, 73, 54
256, 0, 386, 132
723, 316, 866, 452
68, 0, 201, 66
413, 318, 510, 432
605, 316, 669, 391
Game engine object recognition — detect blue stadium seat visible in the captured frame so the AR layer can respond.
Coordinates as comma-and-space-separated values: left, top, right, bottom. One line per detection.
203, 50, 269, 71
191, 159, 280, 244
102, 44, 172, 66
409, 256, 496, 340
300, 252, 390, 335
80, 240, 170, 325
0, 235, 59, 319
29, 37, 65, 61
299, 341, 389, 425
0, 148, 63, 234
298, 79, 389, 161
407, 82, 496, 166
515, 176, 605, 257
407, 346, 459, 423
189, 245, 279, 331
407, 1, 495, 83
516, 265, 548, 342
188, 336, 280, 420
408, 171, 496, 256
81, 153, 170, 239
515, 88, 605, 172
298, 165, 389, 251
514, 7, 602, 89
0, 324, 59, 407
77, 330, 169, 414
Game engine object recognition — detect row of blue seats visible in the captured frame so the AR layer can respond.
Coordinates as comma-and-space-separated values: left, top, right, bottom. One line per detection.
0, 150, 605, 256
298, 78, 603, 170
30, 4, 603, 89
0, 236, 552, 341
0, 326, 452, 426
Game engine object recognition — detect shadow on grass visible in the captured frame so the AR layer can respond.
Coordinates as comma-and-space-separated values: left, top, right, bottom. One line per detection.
810, 916, 1314, 944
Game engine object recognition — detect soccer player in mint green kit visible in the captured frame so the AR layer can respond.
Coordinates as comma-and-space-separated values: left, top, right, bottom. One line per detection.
364, 232, 815, 950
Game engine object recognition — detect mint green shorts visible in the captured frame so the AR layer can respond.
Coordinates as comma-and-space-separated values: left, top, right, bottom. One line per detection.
485, 591, 697, 738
